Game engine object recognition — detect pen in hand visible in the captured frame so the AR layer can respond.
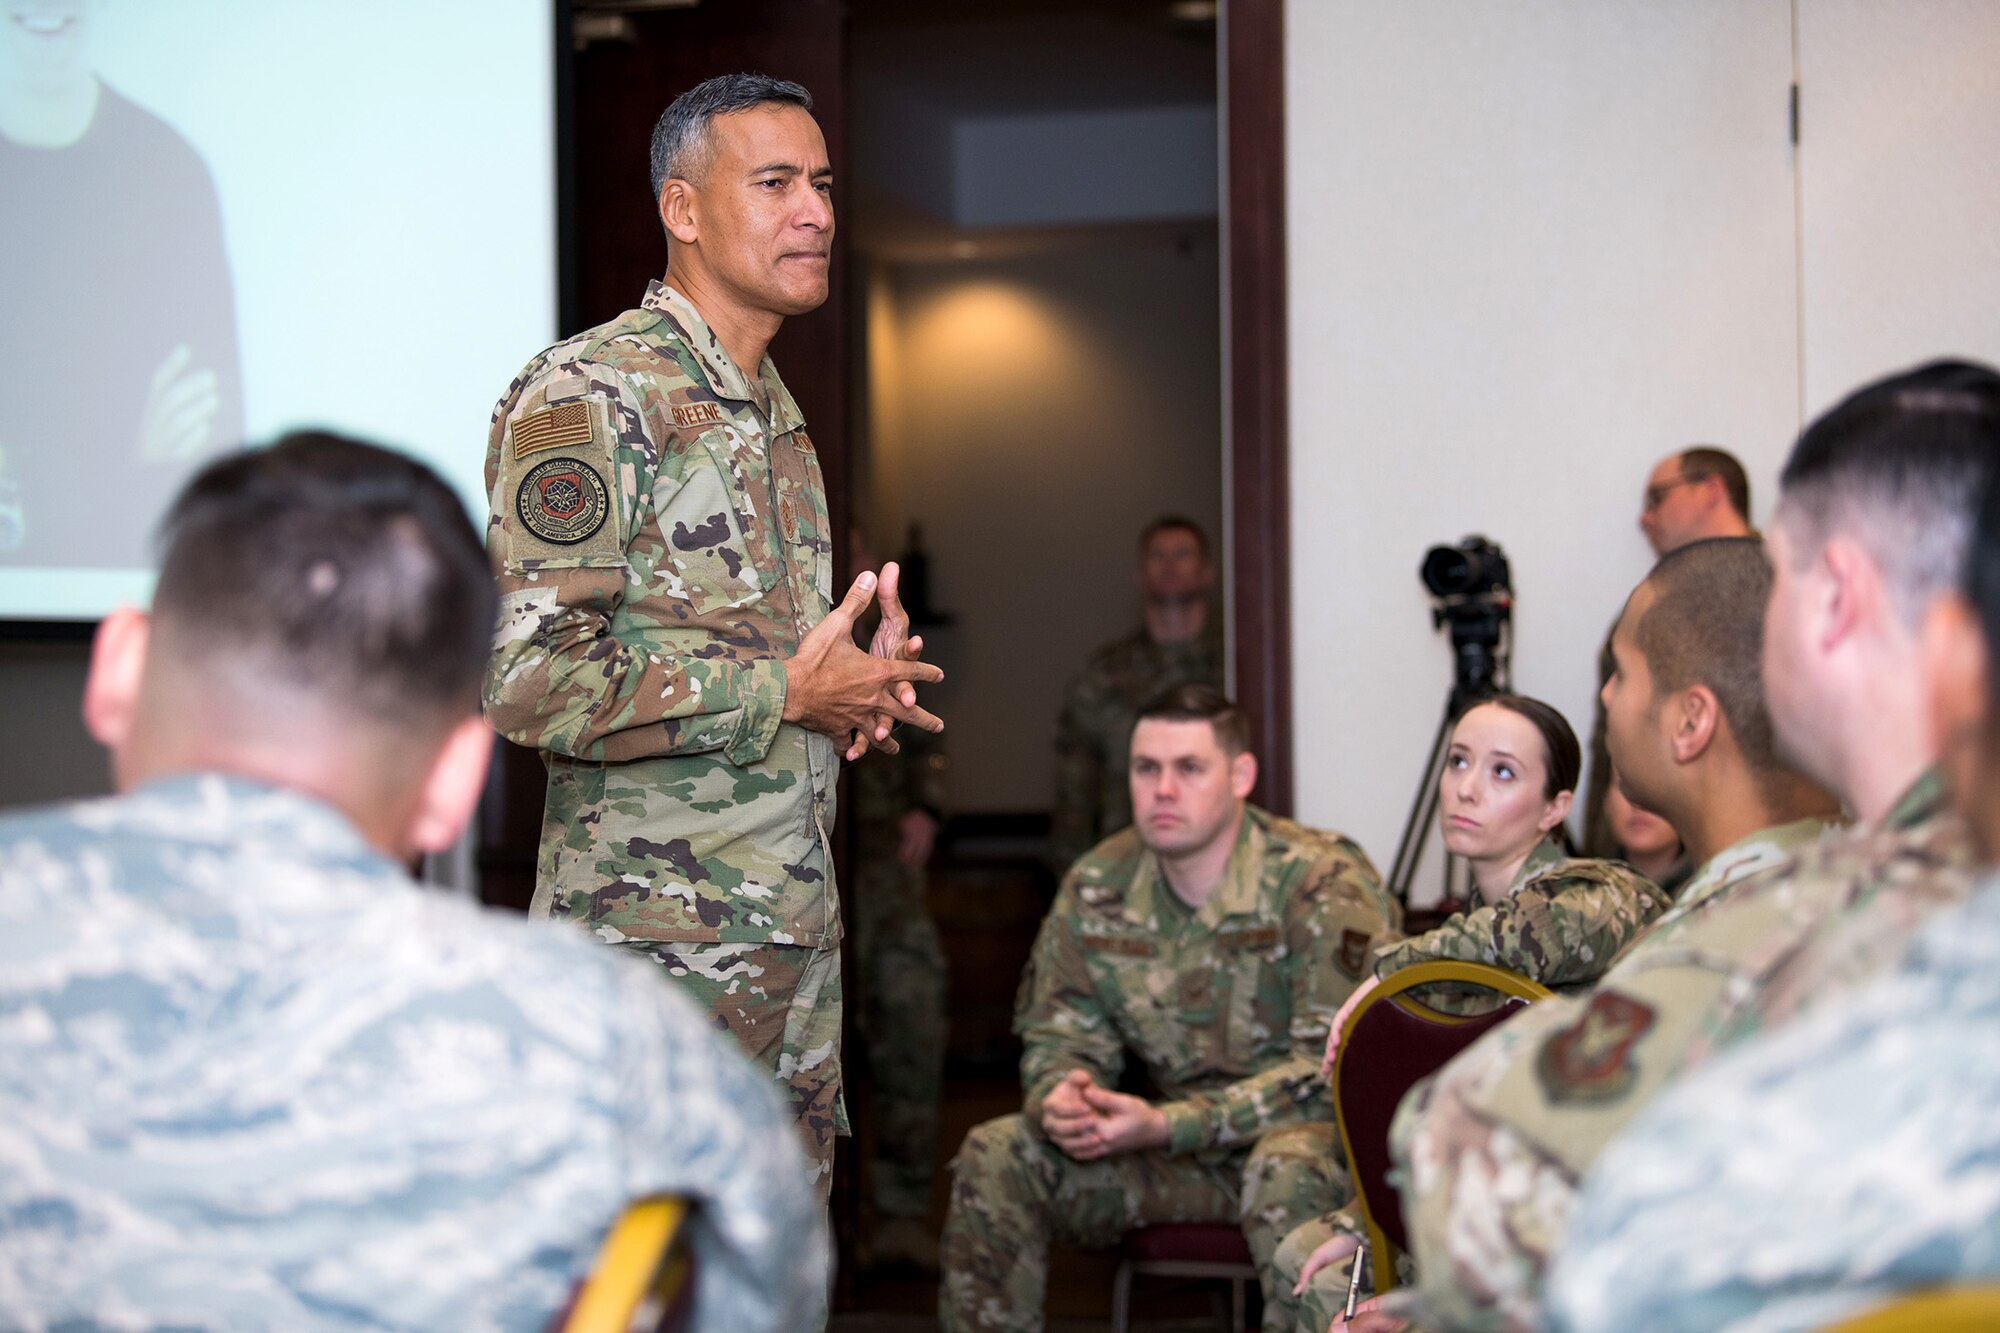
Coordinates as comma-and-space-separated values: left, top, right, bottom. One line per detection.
1344, 1239, 1369, 1320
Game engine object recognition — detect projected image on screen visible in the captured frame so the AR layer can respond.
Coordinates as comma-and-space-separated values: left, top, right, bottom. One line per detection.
0, 0, 556, 621
0, 0, 244, 569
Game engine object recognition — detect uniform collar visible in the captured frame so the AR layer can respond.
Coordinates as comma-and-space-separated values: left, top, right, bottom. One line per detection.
1674, 815, 1833, 914
1143, 607, 1225, 659
644, 280, 804, 433
1128, 805, 1265, 927
1510, 836, 1564, 890
120, 772, 387, 871
1881, 765, 1948, 832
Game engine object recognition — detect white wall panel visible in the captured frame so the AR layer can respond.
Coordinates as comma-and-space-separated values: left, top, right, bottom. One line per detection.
1285, 0, 1800, 887
1798, 0, 2000, 415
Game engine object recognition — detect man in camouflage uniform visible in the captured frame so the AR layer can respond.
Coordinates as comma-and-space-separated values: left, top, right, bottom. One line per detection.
1052, 516, 1224, 869
940, 685, 1398, 1332
1581, 446, 1754, 858
0, 435, 825, 1332
1357, 362, 1997, 1333
1599, 537, 1840, 919
1548, 443, 2000, 1333
851, 717, 950, 1268
483, 75, 942, 1198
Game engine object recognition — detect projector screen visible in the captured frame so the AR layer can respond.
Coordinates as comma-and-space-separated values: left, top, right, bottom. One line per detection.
0, 0, 558, 622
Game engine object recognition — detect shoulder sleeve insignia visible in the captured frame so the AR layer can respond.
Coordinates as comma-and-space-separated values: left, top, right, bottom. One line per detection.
517, 457, 611, 546
1535, 989, 1656, 1104
513, 400, 595, 460
1336, 927, 1372, 979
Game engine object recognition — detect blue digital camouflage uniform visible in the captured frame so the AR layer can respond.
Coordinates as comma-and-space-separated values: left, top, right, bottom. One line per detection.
1387, 778, 1961, 1333
1266, 840, 1667, 1331
484, 280, 846, 1191
0, 775, 827, 1333
1548, 873, 2000, 1333
938, 806, 1398, 1332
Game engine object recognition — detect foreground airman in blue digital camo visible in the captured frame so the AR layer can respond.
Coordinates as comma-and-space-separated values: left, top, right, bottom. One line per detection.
0, 434, 824, 1333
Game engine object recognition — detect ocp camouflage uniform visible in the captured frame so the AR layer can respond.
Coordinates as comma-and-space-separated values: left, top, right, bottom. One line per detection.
851, 724, 950, 1221
1266, 841, 1667, 1331
1549, 873, 2000, 1333
1051, 621, 1224, 868
0, 775, 827, 1333
1387, 784, 1959, 1333
938, 806, 1397, 1332
1371, 840, 1669, 1011
484, 280, 845, 1194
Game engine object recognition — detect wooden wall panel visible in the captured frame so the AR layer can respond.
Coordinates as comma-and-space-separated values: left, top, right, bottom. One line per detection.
1225, 0, 1293, 814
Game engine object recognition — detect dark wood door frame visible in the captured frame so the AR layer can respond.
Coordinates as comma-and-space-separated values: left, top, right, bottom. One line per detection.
1225, 0, 1293, 815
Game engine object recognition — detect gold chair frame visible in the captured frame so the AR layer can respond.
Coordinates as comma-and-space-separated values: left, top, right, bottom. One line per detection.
1331, 959, 1552, 1294
560, 1195, 694, 1333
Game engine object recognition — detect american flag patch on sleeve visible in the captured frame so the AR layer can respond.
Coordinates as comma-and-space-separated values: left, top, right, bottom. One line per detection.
512, 401, 594, 459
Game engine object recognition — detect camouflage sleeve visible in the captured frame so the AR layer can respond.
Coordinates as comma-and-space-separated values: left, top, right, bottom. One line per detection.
484, 365, 786, 767
1014, 888, 1126, 1126
1157, 843, 1396, 1154
1049, 673, 1101, 871
1371, 865, 1665, 989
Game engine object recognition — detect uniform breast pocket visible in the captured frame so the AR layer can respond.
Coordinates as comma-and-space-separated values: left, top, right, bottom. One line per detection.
1221, 929, 1287, 1054
651, 454, 776, 615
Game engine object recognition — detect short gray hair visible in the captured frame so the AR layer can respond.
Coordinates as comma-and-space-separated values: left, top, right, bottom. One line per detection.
649, 73, 814, 201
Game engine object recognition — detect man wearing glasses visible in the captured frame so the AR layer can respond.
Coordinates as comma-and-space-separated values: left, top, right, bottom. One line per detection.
1638, 447, 1754, 557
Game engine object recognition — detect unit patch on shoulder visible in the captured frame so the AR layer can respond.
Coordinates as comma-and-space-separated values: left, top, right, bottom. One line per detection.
517, 456, 610, 545
513, 400, 594, 459
1336, 928, 1373, 979
1535, 989, 1656, 1105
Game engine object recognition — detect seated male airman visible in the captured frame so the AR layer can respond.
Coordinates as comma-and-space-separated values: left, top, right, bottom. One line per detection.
939, 685, 1397, 1333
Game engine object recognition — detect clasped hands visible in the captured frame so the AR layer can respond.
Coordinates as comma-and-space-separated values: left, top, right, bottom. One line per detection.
1039, 1069, 1168, 1161
784, 562, 944, 761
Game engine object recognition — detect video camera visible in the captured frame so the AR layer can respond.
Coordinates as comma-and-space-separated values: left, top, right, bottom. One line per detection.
1419, 535, 1512, 707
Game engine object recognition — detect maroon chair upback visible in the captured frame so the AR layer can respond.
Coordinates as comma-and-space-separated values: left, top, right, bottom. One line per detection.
1333, 965, 1548, 1265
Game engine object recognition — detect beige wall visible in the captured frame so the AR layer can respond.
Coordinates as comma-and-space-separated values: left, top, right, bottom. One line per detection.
865, 236, 1223, 813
